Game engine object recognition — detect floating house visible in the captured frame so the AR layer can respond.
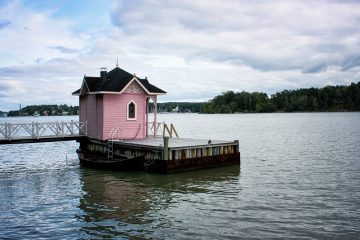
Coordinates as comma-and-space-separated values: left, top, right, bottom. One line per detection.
73, 65, 240, 173
72, 66, 165, 140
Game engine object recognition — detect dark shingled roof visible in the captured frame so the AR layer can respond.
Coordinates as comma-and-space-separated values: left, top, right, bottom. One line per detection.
72, 67, 166, 95
72, 89, 80, 95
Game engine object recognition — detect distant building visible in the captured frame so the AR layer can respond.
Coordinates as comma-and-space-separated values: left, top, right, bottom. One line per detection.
72, 66, 166, 140
172, 105, 180, 113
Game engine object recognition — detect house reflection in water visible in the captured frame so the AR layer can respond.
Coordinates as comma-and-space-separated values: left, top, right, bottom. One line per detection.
76, 166, 240, 238
77, 170, 153, 238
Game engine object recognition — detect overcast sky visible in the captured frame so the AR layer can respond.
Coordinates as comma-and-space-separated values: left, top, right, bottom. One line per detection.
0, 0, 360, 111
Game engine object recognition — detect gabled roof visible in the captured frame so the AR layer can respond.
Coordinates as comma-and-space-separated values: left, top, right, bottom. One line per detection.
72, 67, 166, 96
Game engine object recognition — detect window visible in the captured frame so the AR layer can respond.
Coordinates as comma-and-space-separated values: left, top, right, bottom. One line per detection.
127, 101, 137, 120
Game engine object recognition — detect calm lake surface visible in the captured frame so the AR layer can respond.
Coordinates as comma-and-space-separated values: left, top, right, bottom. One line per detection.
0, 113, 359, 239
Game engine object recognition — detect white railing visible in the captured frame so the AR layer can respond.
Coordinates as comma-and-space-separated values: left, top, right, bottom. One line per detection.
108, 127, 122, 141
0, 121, 87, 140
148, 122, 179, 138
107, 127, 122, 159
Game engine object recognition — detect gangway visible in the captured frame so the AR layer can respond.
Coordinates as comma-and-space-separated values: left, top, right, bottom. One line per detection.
0, 121, 87, 144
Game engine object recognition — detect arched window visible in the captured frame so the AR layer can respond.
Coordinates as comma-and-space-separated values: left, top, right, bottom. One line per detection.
127, 101, 137, 120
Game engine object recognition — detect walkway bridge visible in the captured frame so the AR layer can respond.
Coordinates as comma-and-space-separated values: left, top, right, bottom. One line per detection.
0, 121, 87, 144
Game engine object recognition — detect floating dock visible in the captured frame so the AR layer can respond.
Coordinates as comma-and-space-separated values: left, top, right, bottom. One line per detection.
78, 137, 240, 173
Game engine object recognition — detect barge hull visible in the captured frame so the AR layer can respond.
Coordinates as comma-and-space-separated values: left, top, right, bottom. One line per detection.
148, 152, 240, 173
78, 154, 145, 171
78, 137, 240, 173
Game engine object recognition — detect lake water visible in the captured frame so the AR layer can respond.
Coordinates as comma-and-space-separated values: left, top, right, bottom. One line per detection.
0, 113, 359, 239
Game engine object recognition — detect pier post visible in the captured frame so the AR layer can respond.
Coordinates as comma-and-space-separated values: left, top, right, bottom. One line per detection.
61, 122, 64, 137
5, 123, 8, 140
163, 136, 169, 160
32, 122, 35, 138
234, 140, 239, 153
35, 122, 39, 139
146, 98, 149, 137
154, 95, 157, 138
56, 122, 59, 136
70, 120, 74, 135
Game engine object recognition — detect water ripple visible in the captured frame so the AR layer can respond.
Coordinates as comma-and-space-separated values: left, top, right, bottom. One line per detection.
0, 113, 360, 239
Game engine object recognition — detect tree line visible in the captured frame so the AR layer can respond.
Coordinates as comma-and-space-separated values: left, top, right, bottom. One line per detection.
5, 82, 360, 115
149, 102, 204, 113
202, 82, 360, 113
8, 104, 79, 116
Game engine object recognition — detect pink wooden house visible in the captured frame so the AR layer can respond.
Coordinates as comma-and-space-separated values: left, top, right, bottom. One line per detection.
72, 66, 166, 140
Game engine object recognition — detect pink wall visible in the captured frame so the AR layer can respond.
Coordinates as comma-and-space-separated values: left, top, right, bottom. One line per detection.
86, 95, 97, 139
102, 93, 147, 140
79, 89, 149, 140
79, 94, 104, 139
96, 95, 104, 140
79, 96, 86, 123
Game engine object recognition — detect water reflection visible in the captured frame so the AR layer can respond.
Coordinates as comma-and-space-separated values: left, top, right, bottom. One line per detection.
77, 166, 240, 239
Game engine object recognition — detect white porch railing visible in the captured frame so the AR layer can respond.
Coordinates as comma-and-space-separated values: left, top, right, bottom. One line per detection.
0, 121, 87, 140
148, 122, 179, 138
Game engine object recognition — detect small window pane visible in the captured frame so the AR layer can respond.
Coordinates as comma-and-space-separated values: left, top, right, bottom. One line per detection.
128, 102, 135, 119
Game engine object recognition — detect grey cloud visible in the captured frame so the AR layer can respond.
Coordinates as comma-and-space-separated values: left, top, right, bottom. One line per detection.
0, 67, 23, 76
0, 92, 8, 98
0, 82, 18, 98
301, 53, 360, 73
341, 54, 360, 71
302, 63, 329, 74
109, 0, 360, 74
187, 50, 300, 72
35, 58, 44, 64
0, 19, 11, 29
110, 0, 145, 29
0, 58, 79, 78
44, 58, 75, 64
49, 46, 78, 54
0, 89, 11, 98
315, 44, 346, 53
0, 82, 11, 92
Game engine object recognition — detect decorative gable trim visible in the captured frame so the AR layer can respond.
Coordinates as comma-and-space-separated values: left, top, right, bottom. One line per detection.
124, 81, 145, 94
120, 77, 150, 95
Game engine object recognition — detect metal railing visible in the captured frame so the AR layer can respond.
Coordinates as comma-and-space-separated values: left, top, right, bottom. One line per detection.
0, 121, 87, 140
148, 122, 179, 138
108, 127, 122, 159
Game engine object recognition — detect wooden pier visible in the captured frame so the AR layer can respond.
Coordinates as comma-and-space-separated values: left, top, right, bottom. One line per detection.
0, 121, 87, 144
0, 119, 240, 173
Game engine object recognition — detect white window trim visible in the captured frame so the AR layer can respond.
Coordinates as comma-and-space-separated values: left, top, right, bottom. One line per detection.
127, 100, 137, 121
